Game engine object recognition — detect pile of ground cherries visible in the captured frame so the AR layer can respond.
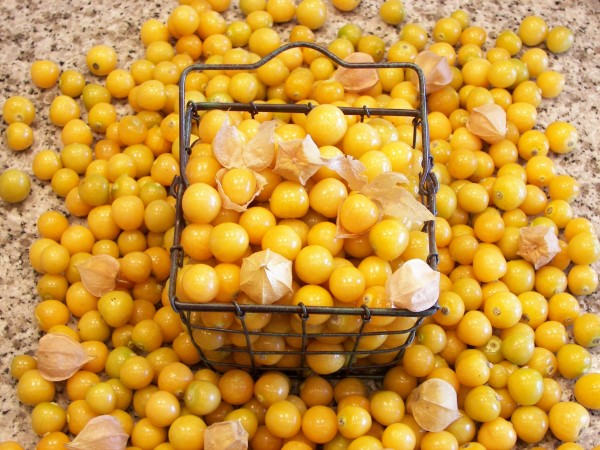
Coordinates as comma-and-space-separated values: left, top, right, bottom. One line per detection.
1, 0, 599, 449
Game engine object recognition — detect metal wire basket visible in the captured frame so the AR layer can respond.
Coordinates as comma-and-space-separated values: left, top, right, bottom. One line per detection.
169, 41, 439, 378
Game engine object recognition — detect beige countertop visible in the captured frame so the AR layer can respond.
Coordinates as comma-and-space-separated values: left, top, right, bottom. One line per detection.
0, 0, 598, 448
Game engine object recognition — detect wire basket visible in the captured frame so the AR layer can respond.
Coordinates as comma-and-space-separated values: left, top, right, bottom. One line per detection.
169, 41, 439, 378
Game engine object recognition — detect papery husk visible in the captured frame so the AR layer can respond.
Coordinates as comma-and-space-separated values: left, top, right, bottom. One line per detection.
239, 249, 293, 305
215, 167, 267, 212
204, 420, 249, 450
75, 254, 121, 297
36, 333, 95, 381
466, 103, 507, 144
333, 52, 380, 93
212, 117, 277, 171
406, 378, 462, 432
409, 51, 453, 94
516, 225, 561, 269
334, 171, 435, 238
321, 154, 369, 191
363, 172, 435, 230
385, 259, 440, 312
243, 120, 279, 170
322, 156, 434, 236
273, 134, 324, 184
65, 415, 128, 450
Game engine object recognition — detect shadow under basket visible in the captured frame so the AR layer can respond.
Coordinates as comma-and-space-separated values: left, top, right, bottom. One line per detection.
168, 41, 440, 379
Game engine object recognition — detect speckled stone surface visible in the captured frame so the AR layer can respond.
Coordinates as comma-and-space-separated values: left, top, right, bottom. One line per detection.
0, 0, 598, 448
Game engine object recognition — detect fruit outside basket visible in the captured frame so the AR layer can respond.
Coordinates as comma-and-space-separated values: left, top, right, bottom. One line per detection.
168, 41, 440, 378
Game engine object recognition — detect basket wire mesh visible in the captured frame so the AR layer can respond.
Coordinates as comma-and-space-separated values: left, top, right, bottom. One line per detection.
168, 41, 439, 378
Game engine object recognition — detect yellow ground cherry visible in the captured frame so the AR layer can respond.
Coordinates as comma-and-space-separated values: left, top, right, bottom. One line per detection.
572, 312, 600, 347
269, 181, 309, 219
548, 402, 590, 443
573, 373, 600, 410
30, 60, 60, 89
456, 310, 493, 348
339, 194, 380, 235
556, 343, 592, 379
182, 182, 222, 224
86, 44, 118, 76
305, 104, 348, 146
518, 15, 549, 46
545, 25, 575, 54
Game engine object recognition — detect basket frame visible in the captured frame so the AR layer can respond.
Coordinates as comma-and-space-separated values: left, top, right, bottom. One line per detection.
168, 41, 440, 378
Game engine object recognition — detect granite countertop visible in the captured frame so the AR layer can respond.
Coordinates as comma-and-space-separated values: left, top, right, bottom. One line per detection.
0, 0, 598, 448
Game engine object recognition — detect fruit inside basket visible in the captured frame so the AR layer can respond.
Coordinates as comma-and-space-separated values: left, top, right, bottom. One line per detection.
168, 41, 440, 378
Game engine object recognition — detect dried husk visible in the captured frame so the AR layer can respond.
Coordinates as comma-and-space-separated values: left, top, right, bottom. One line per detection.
385, 259, 440, 312
328, 166, 434, 238
204, 420, 249, 450
466, 103, 507, 144
239, 249, 293, 305
36, 333, 95, 381
75, 254, 121, 297
65, 415, 128, 450
212, 117, 277, 171
516, 225, 561, 269
211, 117, 277, 211
409, 50, 453, 94
273, 134, 324, 184
321, 154, 369, 192
215, 168, 268, 212
362, 172, 435, 230
333, 52, 380, 93
406, 378, 462, 432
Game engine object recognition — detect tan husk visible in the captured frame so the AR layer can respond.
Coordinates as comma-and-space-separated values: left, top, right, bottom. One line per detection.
385, 259, 440, 312
273, 134, 324, 184
363, 172, 435, 230
65, 415, 128, 450
516, 225, 561, 269
329, 164, 435, 237
36, 333, 95, 381
204, 420, 249, 450
409, 50, 453, 94
321, 154, 369, 192
466, 103, 507, 144
406, 378, 462, 432
332, 52, 380, 93
75, 254, 121, 297
212, 117, 277, 171
239, 249, 293, 305
215, 168, 267, 212
211, 116, 277, 211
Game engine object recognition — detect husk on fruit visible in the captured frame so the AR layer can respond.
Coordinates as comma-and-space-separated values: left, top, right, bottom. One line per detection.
466, 103, 507, 144
212, 117, 277, 211
273, 133, 324, 184
204, 420, 249, 450
215, 168, 268, 212
361, 171, 435, 230
323, 155, 435, 237
516, 225, 561, 269
332, 52, 380, 92
65, 415, 128, 450
36, 333, 94, 381
321, 153, 369, 192
75, 254, 121, 297
239, 249, 293, 305
409, 50, 453, 94
406, 378, 462, 432
385, 259, 440, 312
